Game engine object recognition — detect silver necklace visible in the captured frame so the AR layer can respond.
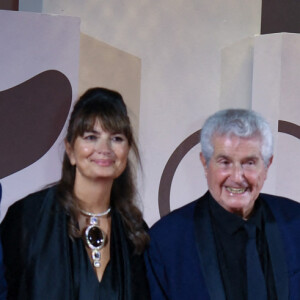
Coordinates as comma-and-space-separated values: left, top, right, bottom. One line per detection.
79, 207, 111, 268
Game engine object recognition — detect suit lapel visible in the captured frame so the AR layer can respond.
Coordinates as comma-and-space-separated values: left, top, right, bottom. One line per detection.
262, 200, 289, 300
193, 193, 226, 300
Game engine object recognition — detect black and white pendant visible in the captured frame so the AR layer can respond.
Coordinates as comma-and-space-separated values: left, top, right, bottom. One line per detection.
80, 208, 111, 268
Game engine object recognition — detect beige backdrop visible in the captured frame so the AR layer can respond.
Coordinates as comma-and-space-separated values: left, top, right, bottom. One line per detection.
79, 33, 141, 133
0, 11, 80, 219
5, 1, 300, 227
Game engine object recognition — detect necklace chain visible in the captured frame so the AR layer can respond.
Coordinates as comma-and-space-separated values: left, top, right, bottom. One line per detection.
79, 207, 111, 217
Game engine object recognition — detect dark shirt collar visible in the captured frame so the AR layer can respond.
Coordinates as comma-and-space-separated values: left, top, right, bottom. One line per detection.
208, 192, 263, 235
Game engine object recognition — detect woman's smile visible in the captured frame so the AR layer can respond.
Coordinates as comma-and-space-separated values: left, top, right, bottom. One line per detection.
66, 120, 130, 183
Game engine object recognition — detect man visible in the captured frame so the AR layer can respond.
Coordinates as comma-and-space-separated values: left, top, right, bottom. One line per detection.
145, 109, 300, 300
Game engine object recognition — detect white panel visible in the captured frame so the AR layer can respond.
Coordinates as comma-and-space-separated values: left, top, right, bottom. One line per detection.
220, 37, 254, 109
252, 33, 300, 203
0, 11, 80, 219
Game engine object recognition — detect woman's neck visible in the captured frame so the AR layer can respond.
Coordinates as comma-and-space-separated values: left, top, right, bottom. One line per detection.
73, 177, 113, 213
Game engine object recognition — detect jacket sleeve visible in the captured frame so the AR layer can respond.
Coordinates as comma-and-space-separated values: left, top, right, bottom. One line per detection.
0, 232, 7, 300
1, 202, 26, 299
144, 234, 169, 300
0, 197, 37, 300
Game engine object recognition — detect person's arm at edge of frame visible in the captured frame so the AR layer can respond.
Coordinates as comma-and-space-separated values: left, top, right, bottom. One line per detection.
144, 230, 169, 300
0, 183, 7, 300
0, 231, 7, 300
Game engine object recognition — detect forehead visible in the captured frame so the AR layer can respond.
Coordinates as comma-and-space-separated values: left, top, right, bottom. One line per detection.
89, 119, 104, 131
82, 117, 115, 133
211, 134, 263, 158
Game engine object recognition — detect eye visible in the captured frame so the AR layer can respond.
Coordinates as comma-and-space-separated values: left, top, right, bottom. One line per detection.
244, 159, 256, 166
219, 159, 230, 166
112, 135, 126, 142
83, 133, 97, 141
216, 158, 231, 168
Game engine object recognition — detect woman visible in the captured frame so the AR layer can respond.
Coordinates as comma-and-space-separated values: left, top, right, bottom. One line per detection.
1, 88, 150, 299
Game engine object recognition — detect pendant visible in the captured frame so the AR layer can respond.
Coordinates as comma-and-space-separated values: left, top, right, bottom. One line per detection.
80, 207, 111, 268
85, 225, 106, 249
83, 219, 106, 268
92, 249, 101, 268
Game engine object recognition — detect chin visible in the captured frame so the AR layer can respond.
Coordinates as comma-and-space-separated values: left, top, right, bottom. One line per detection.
228, 201, 254, 216
224, 197, 250, 209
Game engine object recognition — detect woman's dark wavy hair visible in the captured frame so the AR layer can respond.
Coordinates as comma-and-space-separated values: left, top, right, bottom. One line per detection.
56, 87, 149, 254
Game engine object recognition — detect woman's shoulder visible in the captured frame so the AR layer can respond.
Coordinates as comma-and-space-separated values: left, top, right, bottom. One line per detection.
11, 185, 56, 208
2, 185, 58, 226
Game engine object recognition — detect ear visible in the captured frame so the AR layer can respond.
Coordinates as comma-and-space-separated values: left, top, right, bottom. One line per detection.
65, 140, 76, 166
263, 155, 273, 181
200, 152, 208, 177
267, 155, 273, 168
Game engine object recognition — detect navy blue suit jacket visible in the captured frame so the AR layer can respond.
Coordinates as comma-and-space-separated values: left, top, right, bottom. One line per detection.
145, 192, 300, 300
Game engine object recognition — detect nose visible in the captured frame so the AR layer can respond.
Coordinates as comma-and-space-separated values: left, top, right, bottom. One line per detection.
96, 137, 112, 154
230, 164, 244, 183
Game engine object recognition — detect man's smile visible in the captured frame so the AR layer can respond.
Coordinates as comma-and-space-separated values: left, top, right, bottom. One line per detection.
225, 187, 247, 194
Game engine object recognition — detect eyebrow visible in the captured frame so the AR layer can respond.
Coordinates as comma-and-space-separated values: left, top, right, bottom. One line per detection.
83, 128, 126, 136
243, 156, 259, 161
215, 155, 230, 160
84, 129, 100, 134
215, 155, 260, 161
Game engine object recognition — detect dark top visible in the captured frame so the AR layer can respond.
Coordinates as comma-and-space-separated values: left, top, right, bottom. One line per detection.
0, 229, 6, 300
0, 186, 150, 300
0, 184, 7, 300
209, 195, 277, 300
70, 216, 123, 299
71, 237, 115, 299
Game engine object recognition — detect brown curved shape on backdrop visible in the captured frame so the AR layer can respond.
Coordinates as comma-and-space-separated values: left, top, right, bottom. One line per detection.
278, 120, 300, 139
0, 70, 72, 179
158, 129, 201, 217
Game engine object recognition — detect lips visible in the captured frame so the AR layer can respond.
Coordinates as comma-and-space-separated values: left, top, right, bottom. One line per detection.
92, 159, 114, 166
226, 187, 247, 194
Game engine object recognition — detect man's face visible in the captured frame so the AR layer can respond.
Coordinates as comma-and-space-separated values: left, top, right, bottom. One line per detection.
200, 134, 272, 219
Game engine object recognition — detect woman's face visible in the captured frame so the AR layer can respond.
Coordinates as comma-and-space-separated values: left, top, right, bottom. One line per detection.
66, 120, 130, 184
